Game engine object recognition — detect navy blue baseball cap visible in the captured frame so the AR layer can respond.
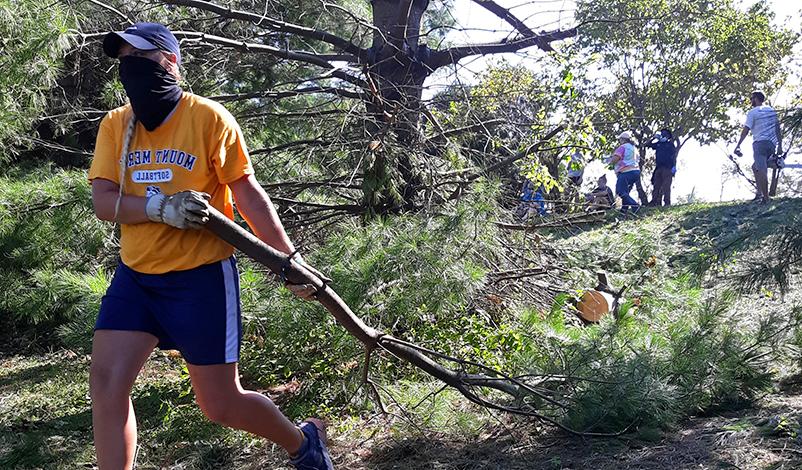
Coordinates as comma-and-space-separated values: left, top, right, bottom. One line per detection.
103, 22, 181, 64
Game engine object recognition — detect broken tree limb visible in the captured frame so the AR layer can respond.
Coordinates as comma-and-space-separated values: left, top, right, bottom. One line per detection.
204, 208, 379, 346
496, 211, 606, 231
202, 206, 624, 437
467, 125, 565, 182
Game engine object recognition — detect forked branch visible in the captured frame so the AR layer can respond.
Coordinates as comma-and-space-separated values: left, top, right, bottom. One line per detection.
203, 206, 623, 437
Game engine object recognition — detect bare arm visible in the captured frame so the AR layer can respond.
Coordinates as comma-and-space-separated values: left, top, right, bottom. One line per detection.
230, 174, 321, 299
91, 178, 149, 224
229, 174, 295, 254
735, 126, 750, 149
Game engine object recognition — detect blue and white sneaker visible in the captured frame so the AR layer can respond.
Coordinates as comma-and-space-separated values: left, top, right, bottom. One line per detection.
290, 420, 334, 470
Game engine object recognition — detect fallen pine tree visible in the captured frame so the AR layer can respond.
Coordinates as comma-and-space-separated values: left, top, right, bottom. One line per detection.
203, 205, 620, 437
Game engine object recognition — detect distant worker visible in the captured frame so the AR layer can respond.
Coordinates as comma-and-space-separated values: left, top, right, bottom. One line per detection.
567, 150, 585, 187
516, 179, 547, 220
734, 90, 782, 204
607, 131, 641, 214
585, 174, 615, 211
647, 128, 678, 206
531, 185, 547, 217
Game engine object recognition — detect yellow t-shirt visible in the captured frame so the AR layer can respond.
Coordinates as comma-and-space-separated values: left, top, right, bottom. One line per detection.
89, 92, 253, 274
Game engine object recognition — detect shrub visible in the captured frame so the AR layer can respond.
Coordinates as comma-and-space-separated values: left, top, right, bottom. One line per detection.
0, 1, 72, 161
0, 166, 113, 349
515, 292, 786, 433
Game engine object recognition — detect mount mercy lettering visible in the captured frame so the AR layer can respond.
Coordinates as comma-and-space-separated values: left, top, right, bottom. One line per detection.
125, 148, 197, 172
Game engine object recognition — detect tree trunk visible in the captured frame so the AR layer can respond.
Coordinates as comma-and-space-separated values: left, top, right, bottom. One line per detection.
361, 0, 431, 215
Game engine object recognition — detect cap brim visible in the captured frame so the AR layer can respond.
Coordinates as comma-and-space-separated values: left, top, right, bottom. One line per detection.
103, 32, 159, 58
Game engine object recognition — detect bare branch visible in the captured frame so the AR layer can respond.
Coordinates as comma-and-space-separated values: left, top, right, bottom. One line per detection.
250, 139, 332, 156
262, 178, 362, 191
489, 267, 549, 284
470, 0, 535, 38
271, 197, 363, 214
428, 119, 506, 141
495, 212, 606, 232
427, 27, 578, 69
160, 0, 367, 59
86, 0, 132, 24
23, 136, 93, 156
393, 0, 415, 47
209, 86, 365, 103
242, 109, 348, 120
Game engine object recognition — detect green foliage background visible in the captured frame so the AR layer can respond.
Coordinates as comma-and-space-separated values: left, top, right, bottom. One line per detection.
0, 166, 112, 347
0, 1, 72, 161
1, 1, 802, 467
575, 0, 797, 163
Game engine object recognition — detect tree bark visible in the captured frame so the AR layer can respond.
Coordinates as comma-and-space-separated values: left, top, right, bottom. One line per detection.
362, 0, 431, 214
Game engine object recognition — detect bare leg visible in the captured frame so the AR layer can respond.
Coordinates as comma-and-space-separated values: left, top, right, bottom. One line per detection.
187, 362, 304, 454
90, 330, 158, 470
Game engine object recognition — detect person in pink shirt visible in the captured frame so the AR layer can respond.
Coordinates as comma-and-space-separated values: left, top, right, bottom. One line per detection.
607, 131, 641, 213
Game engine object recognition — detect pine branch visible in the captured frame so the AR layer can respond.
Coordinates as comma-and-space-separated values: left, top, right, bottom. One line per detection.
160, 0, 367, 59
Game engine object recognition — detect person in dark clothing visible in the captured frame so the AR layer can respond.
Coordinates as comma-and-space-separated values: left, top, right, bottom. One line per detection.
585, 174, 615, 211
647, 128, 678, 206
516, 179, 547, 219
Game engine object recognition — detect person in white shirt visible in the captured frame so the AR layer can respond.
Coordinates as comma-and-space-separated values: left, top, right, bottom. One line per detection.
734, 91, 783, 203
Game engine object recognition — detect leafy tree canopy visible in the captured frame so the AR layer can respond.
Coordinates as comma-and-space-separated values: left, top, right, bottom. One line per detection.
575, 0, 798, 158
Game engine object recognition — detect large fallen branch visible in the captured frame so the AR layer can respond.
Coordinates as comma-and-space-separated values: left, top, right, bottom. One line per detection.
497, 211, 607, 231
203, 206, 623, 436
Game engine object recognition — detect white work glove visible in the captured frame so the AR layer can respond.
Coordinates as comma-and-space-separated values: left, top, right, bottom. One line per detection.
146, 191, 211, 229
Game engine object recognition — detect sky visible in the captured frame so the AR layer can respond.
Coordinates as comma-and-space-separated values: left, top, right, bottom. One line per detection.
430, 0, 802, 202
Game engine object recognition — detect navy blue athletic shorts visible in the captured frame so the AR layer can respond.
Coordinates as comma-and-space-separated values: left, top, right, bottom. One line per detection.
95, 256, 242, 365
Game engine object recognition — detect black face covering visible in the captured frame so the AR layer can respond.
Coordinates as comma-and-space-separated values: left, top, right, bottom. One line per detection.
119, 56, 182, 131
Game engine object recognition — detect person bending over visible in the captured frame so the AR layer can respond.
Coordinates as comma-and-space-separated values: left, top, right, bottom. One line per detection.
586, 174, 615, 211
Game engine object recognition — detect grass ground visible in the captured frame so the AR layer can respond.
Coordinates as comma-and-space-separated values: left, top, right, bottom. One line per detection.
2, 198, 802, 469
2, 351, 801, 469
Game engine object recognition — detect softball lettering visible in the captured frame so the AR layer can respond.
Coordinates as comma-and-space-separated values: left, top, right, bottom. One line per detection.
132, 169, 172, 183
89, 93, 253, 274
